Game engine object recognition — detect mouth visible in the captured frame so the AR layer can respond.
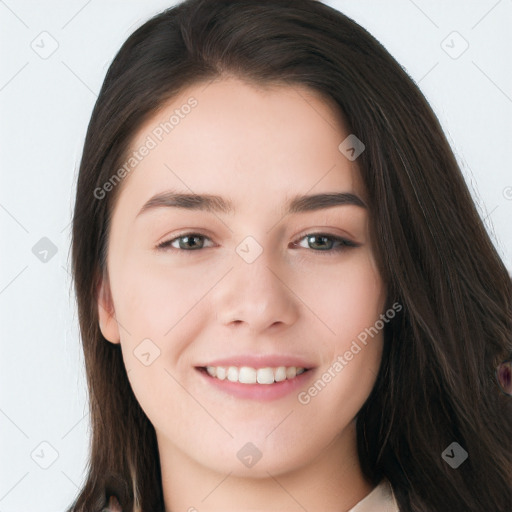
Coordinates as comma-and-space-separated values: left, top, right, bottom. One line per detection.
197, 365, 309, 384
195, 363, 314, 401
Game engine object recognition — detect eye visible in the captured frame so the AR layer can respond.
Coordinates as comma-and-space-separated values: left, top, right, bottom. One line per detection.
156, 231, 359, 253
292, 233, 359, 253
156, 232, 214, 251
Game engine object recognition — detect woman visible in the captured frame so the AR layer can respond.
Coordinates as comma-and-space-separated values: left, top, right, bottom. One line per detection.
68, 0, 512, 511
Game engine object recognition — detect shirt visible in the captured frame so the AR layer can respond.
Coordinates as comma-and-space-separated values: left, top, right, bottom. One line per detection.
102, 477, 399, 512
348, 478, 399, 512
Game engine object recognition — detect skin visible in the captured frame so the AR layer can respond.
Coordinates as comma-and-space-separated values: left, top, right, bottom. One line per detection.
97, 76, 387, 512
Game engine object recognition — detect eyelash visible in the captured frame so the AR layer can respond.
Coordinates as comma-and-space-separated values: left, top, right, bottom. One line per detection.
156, 232, 360, 255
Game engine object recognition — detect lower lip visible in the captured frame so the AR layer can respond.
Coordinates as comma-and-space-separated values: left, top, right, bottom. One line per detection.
196, 368, 314, 401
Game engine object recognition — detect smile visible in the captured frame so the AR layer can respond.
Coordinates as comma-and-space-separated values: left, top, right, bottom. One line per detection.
204, 365, 306, 384
197, 363, 312, 401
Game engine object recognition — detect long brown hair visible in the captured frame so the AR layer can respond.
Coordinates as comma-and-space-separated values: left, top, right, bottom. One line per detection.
69, 1, 512, 510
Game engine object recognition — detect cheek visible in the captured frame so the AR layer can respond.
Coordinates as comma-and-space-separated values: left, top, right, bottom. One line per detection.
297, 337, 383, 440
110, 249, 223, 341
108, 252, 226, 418
296, 250, 385, 353
294, 250, 385, 412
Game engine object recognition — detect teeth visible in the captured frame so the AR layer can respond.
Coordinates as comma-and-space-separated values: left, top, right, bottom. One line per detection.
257, 367, 274, 384
274, 366, 287, 382
286, 367, 296, 379
205, 365, 306, 384
227, 366, 239, 382
239, 366, 257, 384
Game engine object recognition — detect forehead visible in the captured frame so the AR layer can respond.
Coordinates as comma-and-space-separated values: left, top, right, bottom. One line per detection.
115, 77, 364, 217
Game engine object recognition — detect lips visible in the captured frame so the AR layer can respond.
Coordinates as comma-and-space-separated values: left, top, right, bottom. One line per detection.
195, 355, 314, 400
197, 354, 313, 370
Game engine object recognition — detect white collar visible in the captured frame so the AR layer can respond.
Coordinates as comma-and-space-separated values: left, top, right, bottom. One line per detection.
347, 478, 399, 512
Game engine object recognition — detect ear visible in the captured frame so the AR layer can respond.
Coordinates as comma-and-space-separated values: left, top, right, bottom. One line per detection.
96, 274, 121, 345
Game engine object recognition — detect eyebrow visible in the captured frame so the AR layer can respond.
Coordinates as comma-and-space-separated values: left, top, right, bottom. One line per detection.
136, 189, 367, 218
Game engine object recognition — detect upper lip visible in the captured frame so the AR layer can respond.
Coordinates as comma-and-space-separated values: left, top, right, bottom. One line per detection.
197, 354, 314, 369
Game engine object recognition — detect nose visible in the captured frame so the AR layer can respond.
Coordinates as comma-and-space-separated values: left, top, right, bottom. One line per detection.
212, 248, 300, 334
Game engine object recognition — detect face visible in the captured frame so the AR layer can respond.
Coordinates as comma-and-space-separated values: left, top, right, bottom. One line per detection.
97, 76, 387, 478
